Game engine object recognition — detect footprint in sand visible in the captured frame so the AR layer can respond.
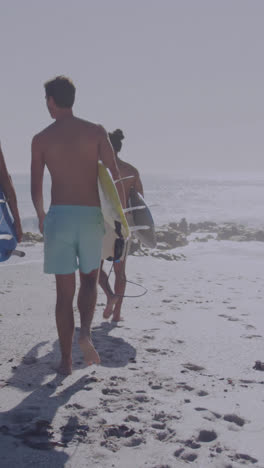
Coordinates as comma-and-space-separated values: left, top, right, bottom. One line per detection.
102, 388, 123, 396
154, 410, 181, 423
174, 448, 185, 458
103, 424, 135, 439
181, 452, 198, 462
100, 438, 119, 452
218, 314, 240, 322
182, 363, 205, 372
202, 413, 221, 422
197, 390, 209, 397
109, 375, 126, 382
152, 422, 166, 430
223, 414, 246, 427
228, 453, 258, 464
155, 428, 176, 442
177, 384, 195, 392
174, 446, 199, 462
60, 416, 89, 444
133, 394, 150, 403
65, 403, 84, 410
123, 435, 145, 447
184, 440, 201, 450
145, 348, 160, 353
197, 429, 217, 442
124, 415, 140, 423
150, 384, 163, 390
195, 408, 222, 421
81, 409, 97, 418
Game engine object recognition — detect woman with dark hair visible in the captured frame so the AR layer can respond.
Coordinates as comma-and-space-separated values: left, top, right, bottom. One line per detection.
99, 129, 144, 322
0, 142, 23, 242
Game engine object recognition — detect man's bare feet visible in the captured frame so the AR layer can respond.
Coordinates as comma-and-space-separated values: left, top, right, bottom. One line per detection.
103, 295, 118, 319
79, 334, 100, 365
53, 360, 72, 376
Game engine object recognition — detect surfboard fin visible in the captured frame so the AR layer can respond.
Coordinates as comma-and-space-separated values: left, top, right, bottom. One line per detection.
123, 206, 145, 213
129, 225, 150, 232
114, 175, 135, 184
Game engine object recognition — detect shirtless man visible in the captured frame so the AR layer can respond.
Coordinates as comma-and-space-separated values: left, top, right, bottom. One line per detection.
99, 129, 144, 322
31, 76, 124, 375
0, 143, 23, 242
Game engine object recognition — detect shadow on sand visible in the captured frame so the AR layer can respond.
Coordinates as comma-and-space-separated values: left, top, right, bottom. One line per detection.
0, 371, 88, 467
91, 321, 137, 368
0, 322, 136, 466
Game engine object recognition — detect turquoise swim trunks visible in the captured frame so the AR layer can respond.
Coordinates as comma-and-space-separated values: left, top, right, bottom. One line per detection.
44, 205, 104, 275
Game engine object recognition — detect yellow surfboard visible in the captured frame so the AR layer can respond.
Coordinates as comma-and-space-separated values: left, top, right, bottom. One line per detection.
98, 161, 130, 242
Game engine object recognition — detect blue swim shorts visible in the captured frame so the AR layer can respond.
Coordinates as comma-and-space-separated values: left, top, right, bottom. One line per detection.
43, 205, 104, 275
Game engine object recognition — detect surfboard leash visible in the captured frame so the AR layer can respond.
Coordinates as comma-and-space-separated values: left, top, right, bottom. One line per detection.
106, 242, 148, 298
107, 263, 148, 298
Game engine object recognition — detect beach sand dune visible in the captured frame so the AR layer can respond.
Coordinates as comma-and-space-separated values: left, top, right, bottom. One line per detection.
0, 240, 264, 467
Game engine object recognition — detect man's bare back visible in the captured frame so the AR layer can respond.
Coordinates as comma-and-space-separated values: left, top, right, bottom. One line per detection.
35, 117, 105, 207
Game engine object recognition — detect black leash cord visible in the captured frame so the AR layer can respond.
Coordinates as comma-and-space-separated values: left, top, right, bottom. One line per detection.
106, 248, 148, 298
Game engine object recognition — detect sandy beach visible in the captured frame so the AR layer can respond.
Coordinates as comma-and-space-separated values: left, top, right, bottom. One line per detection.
0, 237, 264, 468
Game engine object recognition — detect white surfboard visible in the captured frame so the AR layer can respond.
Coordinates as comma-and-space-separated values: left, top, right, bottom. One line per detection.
98, 161, 130, 260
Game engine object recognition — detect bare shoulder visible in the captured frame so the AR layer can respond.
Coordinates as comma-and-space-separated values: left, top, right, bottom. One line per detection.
94, 122, 108, 141
120, 159, 140, 177
32, 123, 54, 146
75, 118, 105, 137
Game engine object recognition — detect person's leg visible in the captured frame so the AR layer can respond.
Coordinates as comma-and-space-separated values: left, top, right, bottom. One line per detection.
55, 273, 76, 375
99, 260, 118, 319
112, 259, 127, 322
77, 268, 101, 365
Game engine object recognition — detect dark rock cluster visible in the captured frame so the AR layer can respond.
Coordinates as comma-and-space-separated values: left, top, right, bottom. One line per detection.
21, 217, 264, 262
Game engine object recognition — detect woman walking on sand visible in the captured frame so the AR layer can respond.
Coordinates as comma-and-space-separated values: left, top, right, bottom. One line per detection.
99, 129, 144, 322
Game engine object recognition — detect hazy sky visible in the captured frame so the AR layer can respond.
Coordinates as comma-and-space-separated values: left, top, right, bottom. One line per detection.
1, 0, 264, 175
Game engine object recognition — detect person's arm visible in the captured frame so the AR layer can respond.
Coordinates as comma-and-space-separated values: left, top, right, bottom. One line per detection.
0, 144, 23, 242
134, 170, 144, 198
31, 134, 46, 233
98, 125, 126, 207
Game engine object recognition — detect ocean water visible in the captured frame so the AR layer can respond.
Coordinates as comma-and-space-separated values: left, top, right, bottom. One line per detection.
11, 172, 264, 233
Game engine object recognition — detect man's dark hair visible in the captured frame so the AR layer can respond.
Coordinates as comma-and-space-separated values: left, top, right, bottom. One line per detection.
108, 129, 124, 153
44, 76, 76, 108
